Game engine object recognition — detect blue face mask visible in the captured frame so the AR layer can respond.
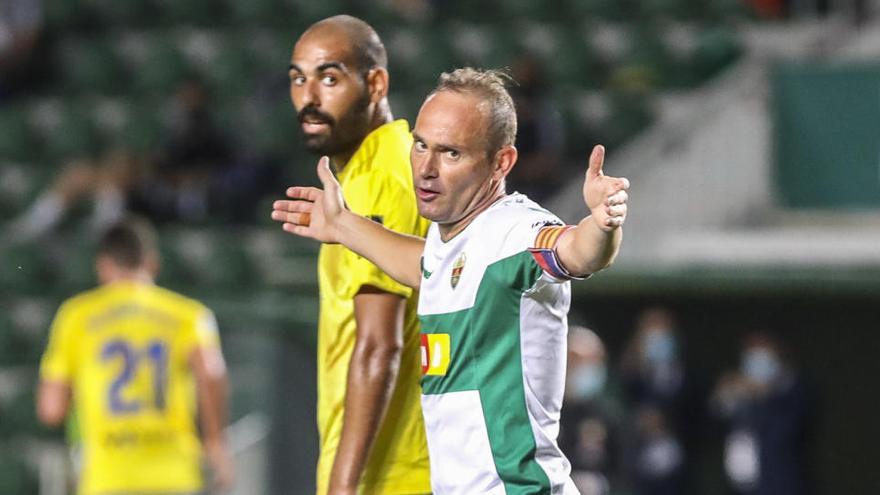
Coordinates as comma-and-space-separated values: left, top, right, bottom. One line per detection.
570, 363, 607, 400
742, 349, 780, 385
644, 330, 676, 364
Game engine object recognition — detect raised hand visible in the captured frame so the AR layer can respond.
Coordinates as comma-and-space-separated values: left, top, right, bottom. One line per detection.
583, 145, 630, 232
271, 156, 346, 243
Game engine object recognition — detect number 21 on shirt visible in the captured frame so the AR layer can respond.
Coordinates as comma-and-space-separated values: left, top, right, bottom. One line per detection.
101, 339, 169, 415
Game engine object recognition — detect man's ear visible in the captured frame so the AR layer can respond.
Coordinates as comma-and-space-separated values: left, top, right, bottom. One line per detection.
492, 145, 518, 182
145, 251, 161, 279
366, 67, 390, 104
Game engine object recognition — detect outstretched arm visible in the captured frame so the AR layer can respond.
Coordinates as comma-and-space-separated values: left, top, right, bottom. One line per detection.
271, 157, 425, 290
556, 145, 630, 276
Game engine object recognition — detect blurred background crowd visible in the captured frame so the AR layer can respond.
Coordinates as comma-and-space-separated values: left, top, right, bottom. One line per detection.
1, 0, 879, 493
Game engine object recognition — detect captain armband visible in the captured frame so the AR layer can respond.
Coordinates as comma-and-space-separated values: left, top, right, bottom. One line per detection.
528, 225, 586, 281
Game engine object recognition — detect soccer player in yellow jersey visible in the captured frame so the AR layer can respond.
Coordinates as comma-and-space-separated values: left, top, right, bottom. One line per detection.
287, 15, 431, 495
36, 218, 233, 495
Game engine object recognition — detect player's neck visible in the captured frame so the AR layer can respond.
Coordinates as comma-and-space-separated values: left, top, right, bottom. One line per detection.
100, 269, 155, 286
330, 103, 393, 173
438, 189, 507, 242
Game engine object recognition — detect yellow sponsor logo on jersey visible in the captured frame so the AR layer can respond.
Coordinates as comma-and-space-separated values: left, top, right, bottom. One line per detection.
420, 333, 450, 376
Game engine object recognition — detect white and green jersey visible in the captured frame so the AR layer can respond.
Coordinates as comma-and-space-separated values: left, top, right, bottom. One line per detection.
418, 193, 580, 495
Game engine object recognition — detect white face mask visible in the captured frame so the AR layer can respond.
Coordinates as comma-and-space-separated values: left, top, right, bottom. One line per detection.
644, 330, 676, 364
569, 363, 607, 400
742, 348, 780, 385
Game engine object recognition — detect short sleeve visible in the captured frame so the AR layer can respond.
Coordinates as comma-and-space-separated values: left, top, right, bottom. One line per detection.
39, 302, 77, 384
340, 170, 426, 299
179, 306, 221, 357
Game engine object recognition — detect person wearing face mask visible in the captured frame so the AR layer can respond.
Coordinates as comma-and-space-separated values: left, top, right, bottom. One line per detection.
619, 307, 702, 495
559, 326, 625, 495
711, 332, 811, 495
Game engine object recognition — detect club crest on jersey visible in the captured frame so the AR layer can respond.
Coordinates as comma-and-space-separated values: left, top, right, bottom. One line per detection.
450, 252, 466, 289
420, 333, 450, 376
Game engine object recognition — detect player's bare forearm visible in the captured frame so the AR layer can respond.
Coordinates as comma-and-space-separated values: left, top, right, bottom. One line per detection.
191, 347, 229, 446
36, 380, 71, 427
336, 210, 424, 289
192, 346, 234, 489
328, 290, 405, 493
557, 216, 622, 276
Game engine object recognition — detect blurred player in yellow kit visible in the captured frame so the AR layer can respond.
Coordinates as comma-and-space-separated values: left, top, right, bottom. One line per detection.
36, 218, 233, 495
287, 15, 431, 495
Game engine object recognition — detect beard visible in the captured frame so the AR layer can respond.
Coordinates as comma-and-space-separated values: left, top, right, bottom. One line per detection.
298, 92, 372, 157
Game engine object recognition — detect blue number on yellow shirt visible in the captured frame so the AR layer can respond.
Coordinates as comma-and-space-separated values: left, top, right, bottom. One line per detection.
102, 339, 169, 415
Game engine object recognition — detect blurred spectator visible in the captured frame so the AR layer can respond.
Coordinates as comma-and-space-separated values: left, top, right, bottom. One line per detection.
507, 53, 565, 203
0, 0, 44, 99
629, 404, 685, 495
559, 326, 625, 495
128, 78, 236, 223
7, 78, 277, 242
620, 307, 694, 495
7, 149, 140, 243
711, 332, 811, 495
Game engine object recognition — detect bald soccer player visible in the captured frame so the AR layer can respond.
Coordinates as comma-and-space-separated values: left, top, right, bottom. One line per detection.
286, 15, 430, 495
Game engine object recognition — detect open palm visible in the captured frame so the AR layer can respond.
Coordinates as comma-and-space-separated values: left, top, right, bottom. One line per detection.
271, 156, 346, 243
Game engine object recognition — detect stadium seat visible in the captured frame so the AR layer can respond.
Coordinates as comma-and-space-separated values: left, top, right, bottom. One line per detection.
0, 447, 38, 493
691, 27, 742, 81
28, 100, 101, 161
225, 0, 292, 26
200, 33, 257, 99
161, 228, 254, 289
0, 162, 38, 220
116, 100, 165, 152
121, 33, 191, 97
154, 0, 222, 25
0, 107, 37, 162
56, 37, 127, 95
44, 0, 91, 30
496, 0, 568, 21
288, 0, 346, 24
386, 27, 455, 90
88, 0, 157, 26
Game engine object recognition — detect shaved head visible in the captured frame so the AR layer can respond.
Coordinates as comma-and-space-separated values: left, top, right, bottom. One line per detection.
300, 15, 387, 74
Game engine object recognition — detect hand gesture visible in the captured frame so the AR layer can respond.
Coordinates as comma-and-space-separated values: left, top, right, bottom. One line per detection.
583, 145, 630, 232
271, 156, 345, 243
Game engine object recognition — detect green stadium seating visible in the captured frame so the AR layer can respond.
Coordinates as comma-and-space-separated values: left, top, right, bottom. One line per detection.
28, 100, 101, 161
0, 447, 38, 494
225, 0, 293, 26
691, 27, 742, 80
0, 108, 37, 162
57, 37, 127, 94
109, 99, 164, 153
200, 33, 257, 99
44, 0, 91, 30
88, 0, 156, 26
125, 34, 191, 97
0, 162, 40, 220
288, 0, 346, 24
154, 0, 222, 25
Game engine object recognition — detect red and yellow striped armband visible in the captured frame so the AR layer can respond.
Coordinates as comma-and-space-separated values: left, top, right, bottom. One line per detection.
527, 225, 585, 281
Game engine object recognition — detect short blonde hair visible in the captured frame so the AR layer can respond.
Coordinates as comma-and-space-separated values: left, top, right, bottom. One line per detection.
431, 67, 517, 156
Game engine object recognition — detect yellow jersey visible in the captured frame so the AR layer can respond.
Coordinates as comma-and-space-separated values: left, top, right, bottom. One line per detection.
316, 119, 431, 494
39, 281, 221, 495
